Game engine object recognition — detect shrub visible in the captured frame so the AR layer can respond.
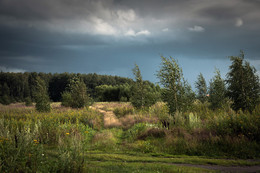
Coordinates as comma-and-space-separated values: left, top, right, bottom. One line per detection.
61, 76, 89, 108
61, 91, 72, 107
35, 77, 51, 112
188, 112, 202, 129
0, 95, 11, 105
113, 107, 134, 118
25, 97, 33, 106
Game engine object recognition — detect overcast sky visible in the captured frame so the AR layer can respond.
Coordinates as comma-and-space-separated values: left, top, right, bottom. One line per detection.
0, 0, 260, 86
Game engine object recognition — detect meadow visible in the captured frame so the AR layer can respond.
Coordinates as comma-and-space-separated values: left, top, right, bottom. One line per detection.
0, 102, 260, 172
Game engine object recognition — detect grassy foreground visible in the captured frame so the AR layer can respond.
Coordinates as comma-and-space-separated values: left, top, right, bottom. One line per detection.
0, 102, 259, 172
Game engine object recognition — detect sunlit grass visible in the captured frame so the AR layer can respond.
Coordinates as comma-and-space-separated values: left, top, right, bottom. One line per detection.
0, 102, 259, 172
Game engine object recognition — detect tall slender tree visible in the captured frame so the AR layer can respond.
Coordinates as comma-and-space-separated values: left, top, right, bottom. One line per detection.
209, 69, 227, 110
195, 73, 208, 103
226, 51, 260, 112
131, 64, 159, 108
157, 56, 195, 114
131, 64, 146, 108
35, 77, 51, 112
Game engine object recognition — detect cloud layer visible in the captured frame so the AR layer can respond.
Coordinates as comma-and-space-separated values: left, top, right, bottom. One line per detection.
0, 0, 260, 82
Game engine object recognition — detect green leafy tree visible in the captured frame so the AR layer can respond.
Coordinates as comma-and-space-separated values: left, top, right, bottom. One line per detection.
131, 64, 159, 108
157, 56, 195, 114
226, 51, 260, 112
131, 64, 145, 108
62, 76, 89, 108
35, 77, 51, 112
195, 73, 208, 103
209, 69, 227, 110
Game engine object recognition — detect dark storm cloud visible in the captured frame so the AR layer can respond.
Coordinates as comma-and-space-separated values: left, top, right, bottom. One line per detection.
0, 0, 259, 80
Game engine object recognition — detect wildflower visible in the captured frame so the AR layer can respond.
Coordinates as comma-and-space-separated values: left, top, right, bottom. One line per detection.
66, 133, 70, 135
85, 131, 89, 134
33, 139, 38, 142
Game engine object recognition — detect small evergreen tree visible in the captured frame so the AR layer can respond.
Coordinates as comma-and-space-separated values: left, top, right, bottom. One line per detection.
226, 51, 260, 112
157, 56, 195, 114
131, 64, 146, 108
209, 69, 227, 110
35, 77, 51, 112
61, 76, 89, 108
195, 73, 208, 103
131, 64, 159, 108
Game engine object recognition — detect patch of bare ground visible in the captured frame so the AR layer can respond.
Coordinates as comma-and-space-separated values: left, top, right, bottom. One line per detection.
172, 163, 260, 173
90, 103, 122, 128
90, 102, 160, 129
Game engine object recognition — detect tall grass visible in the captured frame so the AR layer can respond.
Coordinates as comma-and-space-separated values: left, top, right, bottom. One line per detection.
0, 104, 103, 172
1, 102, 259, 172
111, 102, 260, 158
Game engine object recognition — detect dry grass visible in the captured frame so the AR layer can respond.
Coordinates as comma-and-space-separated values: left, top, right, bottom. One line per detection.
92, 130, 117, 149
137, 128, 166, 140
92, 102, 132, 111
120, 114, 159, 129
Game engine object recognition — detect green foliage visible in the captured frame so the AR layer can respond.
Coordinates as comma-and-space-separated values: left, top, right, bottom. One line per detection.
125, 123, 149, 141
35, 77, 51, 112
1, 101, 260, 172
113, 107, 134, 118
0, 106, 104, 172
62, 76, 89, 108
131, 64, 160, 109
0, 95, 11, 105
95, 84, 131, 102
209, 69, 227, 110
157, 56, 195, 114
0, 83, 11, 105
0, 72, 134, 102
226, 51, 260, 112
61, 91, 72, 107
195, 73, 208, 103
25, 97, 33, 106
188, 112, 202, 129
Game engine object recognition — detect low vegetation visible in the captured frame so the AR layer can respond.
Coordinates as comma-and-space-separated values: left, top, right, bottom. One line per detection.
0, 102, 260, 172
0, 52, 259, 172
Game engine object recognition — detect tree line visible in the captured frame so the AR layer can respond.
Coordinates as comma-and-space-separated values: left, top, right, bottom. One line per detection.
133, 51, 259, 114
0, 51, 259, 114
0, 72, 159, 105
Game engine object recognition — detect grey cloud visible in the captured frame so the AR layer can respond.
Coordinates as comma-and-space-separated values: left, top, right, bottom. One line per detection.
198, 5, 242, 20
0, 66, 26, 73
0, 0, 260, 82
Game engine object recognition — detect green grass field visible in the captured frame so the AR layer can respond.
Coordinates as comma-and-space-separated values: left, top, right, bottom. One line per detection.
0, 102, 259, 172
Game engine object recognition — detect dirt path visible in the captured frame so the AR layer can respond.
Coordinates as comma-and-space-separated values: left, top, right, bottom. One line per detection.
90, 104, 122, 128
173, 163, 260, 172
89, 103, 260, 172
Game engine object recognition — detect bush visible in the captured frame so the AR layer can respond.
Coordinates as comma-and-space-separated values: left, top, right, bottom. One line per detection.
35, 77, 51, 112
35, 95, 51, 112
113, 107, 134, 118
25, 97, 33, 106
61, 76, 89, 108
61, 91, 72, 107
0, 95, 11, 105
